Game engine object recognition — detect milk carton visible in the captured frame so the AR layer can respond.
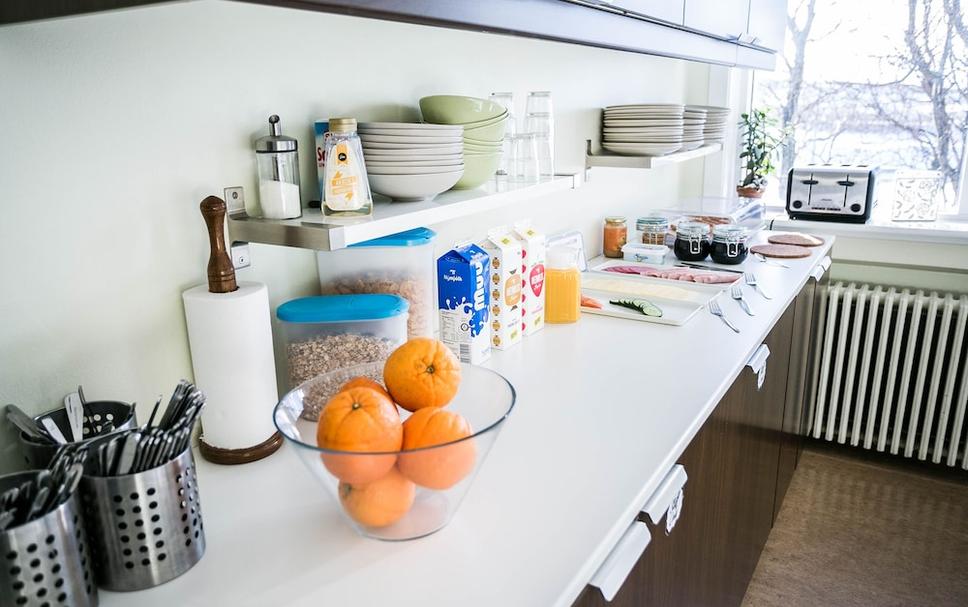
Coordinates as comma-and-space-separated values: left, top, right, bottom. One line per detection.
437, 243, 491, 364
480, 228, 523, 350
513, 221, 546, 336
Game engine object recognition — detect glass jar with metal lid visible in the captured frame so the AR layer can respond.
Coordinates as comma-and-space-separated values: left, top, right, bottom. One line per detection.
603, 216, 627, 258
673, 221, 711, 262
709, 225, 749, 265
636, 215, 670, 246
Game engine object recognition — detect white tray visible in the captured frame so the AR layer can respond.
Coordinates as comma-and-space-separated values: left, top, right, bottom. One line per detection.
580, 272, 722, 326
587, 256, 742, 291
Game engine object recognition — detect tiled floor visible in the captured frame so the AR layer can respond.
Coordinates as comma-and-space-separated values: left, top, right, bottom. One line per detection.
742, 446, 968, 607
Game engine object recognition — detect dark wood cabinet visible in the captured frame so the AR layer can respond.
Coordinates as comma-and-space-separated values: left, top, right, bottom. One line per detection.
575, 288, 810, 607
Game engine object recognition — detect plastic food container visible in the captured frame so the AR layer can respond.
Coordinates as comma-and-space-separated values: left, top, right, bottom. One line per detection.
636, 216, 670, 246
622, 242, 669, 264
673, 221, 711, 262
317, 228, 435, 338
709, 225, 749, 265
658, 196, 765, 232
276, 294, 409, 420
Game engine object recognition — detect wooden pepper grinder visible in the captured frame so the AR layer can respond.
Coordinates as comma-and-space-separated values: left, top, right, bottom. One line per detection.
182, 195, 283, 464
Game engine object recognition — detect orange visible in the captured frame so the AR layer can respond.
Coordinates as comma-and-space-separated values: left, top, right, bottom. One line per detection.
383, 338, 461, 412
398, 407, 476, 490
339, 376, 392, 402
316, 387, 402, 484
339, 467, 415, 527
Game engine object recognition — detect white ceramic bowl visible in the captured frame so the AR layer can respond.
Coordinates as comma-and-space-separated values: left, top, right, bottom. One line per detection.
359, 122, 465, 132
365, 158, 464, 168
368, 165, 465, 176
362, 142, 464, 154
360, 133, 462, 145
365, 152, 463, 162
359, 128, 463, 138
368, 170, 464, 202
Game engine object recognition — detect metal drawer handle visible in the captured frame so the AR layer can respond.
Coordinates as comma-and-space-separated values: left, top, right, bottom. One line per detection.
589, 521, 652, 602
747, 344, 771, 390
641, 464, 688, 529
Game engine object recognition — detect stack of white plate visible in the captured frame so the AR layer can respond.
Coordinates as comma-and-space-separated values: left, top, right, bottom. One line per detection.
687, 105, 730, 144
601, 104, 686, 156
358, 122, 464, 202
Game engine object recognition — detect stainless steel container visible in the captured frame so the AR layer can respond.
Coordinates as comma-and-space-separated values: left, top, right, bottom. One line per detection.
0, 471, 98, 607
18, 402, 137, 469
79, 447, 204, 591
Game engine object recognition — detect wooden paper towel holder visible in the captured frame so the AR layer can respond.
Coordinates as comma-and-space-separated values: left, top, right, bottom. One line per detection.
197, 195, 283, 465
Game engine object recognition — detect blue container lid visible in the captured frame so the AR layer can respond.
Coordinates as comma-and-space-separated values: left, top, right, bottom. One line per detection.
276, 294, 409, 323
349, 227, 436, 248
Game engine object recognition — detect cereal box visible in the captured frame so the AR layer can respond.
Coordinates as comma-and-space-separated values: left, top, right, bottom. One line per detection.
437, 243, 491, 364
513, 221, 546, 336
480, 227, 523, 350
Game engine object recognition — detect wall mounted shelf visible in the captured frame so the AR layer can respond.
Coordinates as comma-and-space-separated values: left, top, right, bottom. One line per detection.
585, 140, 722, 171
226, 173, 583, 251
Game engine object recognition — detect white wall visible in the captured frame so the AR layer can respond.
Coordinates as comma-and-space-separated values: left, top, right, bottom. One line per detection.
0, 0, 714, 471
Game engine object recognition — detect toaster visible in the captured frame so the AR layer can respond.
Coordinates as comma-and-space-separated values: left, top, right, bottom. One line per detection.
786, 164, 878, 223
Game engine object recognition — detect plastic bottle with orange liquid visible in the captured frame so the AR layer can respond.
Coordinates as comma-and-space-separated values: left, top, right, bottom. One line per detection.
544, 246, 581, 324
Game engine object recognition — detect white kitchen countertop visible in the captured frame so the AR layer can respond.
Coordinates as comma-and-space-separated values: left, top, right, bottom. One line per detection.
100, 232, 834, 607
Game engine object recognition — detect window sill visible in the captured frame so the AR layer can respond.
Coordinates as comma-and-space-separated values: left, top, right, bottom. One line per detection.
767, 212, 968, 246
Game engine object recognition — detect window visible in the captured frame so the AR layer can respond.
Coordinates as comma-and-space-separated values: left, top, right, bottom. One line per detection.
752, 0, 968, 217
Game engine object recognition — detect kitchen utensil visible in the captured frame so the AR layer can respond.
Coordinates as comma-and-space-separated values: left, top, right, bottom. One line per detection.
744, 272, 772, 300
709, 298, 740, 333
18, 401, 136, 469
64, 391, 84, 443
80, 445, 205, 591
145, 395, 162, 429
41, 418, 67, 444
0, 469, 97, 607
753, 252, 791, 268
275, 361, 515, 541
5, 404, 53, 443
674, 262, 745, 274
731, 285, 754, 316
786, 164, 878, 223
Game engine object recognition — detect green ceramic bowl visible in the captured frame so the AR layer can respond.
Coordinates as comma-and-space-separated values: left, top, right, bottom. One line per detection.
420, 95, 507, 125
463, 139, 503, 151
453, 153, 502, 189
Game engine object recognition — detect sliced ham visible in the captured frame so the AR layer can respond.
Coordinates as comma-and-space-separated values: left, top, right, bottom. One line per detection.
603, 264, 736, 284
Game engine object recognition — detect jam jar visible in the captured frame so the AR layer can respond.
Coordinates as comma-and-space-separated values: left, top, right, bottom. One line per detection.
636, 215, 669, 246
603, 216, 628, 258
709, 225, 749, 265
673, 221, 711, 261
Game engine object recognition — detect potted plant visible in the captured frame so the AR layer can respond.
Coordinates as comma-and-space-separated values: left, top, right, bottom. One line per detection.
737, 109, 785, 199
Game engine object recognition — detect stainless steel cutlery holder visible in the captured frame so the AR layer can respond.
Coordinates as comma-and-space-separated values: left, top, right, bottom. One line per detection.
19, 402, 137, 469
79, 447, 205, 591
0, 471, 98, 607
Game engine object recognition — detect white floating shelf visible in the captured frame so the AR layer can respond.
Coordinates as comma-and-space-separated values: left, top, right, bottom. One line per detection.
227, 173, 582, 251
585, 140, 722, 170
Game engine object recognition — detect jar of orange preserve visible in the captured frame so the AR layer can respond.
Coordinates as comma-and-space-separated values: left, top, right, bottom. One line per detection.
603, 216, 627, 258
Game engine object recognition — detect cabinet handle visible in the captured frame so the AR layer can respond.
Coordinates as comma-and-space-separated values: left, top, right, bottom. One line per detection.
747, 344, 771, 390
589, 521, 652, 602
641, 464, 688, 528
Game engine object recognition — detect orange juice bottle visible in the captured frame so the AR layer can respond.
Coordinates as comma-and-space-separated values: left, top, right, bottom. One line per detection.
545, 246, 581, 324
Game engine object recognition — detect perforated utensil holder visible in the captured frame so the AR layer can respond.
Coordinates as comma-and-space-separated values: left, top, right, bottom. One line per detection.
0, 471, 98, 607
19, 401, 137, 469
79, 447, 205, 591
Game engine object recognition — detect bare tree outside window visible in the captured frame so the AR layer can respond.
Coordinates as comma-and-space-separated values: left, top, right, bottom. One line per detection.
755, 0, 968, 214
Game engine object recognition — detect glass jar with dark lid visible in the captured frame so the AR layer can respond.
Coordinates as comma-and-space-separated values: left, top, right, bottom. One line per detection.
709, 225, 749, 265
636, 215, 669, 246
673, 221, 710, 261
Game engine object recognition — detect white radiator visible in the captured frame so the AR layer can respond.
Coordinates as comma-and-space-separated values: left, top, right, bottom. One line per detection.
807, 282, 968, 468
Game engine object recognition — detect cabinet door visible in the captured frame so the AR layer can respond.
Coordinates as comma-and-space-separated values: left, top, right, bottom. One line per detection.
746, 0, 787, 51
775, 279, 816, 519
683, 0, 750, 40
610, 0, 685, 24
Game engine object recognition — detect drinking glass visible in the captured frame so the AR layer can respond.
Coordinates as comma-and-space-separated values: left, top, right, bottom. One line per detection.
524, 112, 555, 177
525, 91, 553, 115
491, 92, 517, 176
508, 133, 539, 183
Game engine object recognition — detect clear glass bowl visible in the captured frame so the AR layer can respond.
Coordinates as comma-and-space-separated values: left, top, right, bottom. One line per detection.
273, 361, 515, 540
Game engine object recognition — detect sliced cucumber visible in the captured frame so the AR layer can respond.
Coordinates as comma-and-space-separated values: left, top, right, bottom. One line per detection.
609, 298, 663, 317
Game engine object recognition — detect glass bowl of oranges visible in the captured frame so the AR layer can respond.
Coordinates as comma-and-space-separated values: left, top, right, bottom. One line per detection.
273, 338, 515, 540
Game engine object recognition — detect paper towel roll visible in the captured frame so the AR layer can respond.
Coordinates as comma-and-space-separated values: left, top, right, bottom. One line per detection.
182, 281, 278, 450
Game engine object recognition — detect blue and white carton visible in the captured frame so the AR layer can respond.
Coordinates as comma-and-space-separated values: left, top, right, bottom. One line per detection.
437, 243, 492, 364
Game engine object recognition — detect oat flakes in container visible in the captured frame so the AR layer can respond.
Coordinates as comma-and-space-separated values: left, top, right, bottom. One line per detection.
276, 294, 408, 420
317, 227, 435, 338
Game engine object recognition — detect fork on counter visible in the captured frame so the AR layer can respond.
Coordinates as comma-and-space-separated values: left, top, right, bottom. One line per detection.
709, 298, 740, 333
754, 252, 791, 268
731, 284, 755, 316
744, 272, 772, 300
